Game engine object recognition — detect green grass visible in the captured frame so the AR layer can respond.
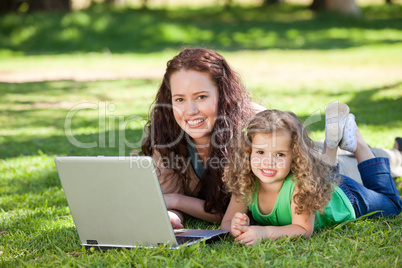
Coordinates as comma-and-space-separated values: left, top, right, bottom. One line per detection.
1, 3, 402, 267
1, 3, 402, 55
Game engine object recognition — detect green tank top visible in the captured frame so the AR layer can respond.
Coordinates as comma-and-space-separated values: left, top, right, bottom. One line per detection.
249, 173, 356, 228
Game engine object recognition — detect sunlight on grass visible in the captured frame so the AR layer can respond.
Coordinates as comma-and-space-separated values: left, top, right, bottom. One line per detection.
1, 4, 401, 54
61, 12, 92, 28
0, 3, 401, 267
316, 27, 402, 42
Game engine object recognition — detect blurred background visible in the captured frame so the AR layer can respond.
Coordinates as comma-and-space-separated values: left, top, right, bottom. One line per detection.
0, 0, 401, 158
1, 2, 401, 265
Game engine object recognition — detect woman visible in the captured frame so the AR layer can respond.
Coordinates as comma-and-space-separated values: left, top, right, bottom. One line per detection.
140, 48, 402, 228
141, 48, 263, 227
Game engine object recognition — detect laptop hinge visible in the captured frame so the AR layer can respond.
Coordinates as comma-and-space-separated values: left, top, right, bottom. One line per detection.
87, 240, 98, 245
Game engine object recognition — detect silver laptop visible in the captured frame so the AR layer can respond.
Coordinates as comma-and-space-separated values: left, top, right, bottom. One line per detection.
54, 156, 228, 249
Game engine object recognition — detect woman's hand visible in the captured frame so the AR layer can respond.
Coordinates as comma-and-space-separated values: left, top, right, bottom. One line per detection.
164, 194, 222, 224
231, 212, 250, 237
167, 211, 184, 229
163, 194, 184, 228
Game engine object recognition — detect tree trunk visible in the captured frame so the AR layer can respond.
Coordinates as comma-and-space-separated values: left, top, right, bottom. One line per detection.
28, 0, 71, 12
309, 0, 326, 10
141, 0, 148, 9
0, 0, 20, 13
310, 0, 360, 16
105, 0, 126, 7
326, 0, 360, 16
386, 0, 392, 4
224, 0, 233, 7
263, 0, 285, 5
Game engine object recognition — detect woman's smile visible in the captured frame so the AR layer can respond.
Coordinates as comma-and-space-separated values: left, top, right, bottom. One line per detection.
170, 70, 219, 145
186, 117, 207, 127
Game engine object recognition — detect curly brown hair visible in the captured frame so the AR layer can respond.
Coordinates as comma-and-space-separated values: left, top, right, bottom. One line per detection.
223, 109, 335, 215
140, 48, 255, 216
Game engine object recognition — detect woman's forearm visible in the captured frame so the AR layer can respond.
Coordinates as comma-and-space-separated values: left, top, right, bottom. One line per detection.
174, 194, 222, 223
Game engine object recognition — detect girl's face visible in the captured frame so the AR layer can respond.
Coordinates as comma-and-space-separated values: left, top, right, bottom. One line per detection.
170, 70, 219, 146
250, 131, 293, 186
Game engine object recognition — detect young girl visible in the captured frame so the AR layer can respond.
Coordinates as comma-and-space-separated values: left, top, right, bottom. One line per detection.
221, 103, 402, 245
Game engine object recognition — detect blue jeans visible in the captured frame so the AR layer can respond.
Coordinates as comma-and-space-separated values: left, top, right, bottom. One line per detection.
334, 157, 402, 218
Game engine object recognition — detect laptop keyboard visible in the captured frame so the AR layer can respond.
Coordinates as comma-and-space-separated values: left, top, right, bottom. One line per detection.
175, 236, 204, 245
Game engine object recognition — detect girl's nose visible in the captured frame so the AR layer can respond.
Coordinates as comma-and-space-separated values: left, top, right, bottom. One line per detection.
262, 154, 276, 166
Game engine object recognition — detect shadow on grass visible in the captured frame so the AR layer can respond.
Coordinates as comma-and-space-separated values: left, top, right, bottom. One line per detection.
0, 79, 157, 98
0, 4, 401, 54
346, 81, 402, 126
0, 79, 153, 161
1, 81, 400, 159
0, 129, 146, 159
292, 81, 402, 133
0, 81, 81, 96
0, 130, 144, 209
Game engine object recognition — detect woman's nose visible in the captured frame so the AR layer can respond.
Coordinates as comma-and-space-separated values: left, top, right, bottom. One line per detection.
186, 100, 199, 115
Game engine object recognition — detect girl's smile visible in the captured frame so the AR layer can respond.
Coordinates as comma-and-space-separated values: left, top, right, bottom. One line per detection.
260, 169, 277, 177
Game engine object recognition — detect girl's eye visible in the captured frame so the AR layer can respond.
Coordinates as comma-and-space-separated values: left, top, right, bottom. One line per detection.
256, 150, 264, 155
175, 98, 184, 102
198, 95, 207, 100
276, 153, 285, 157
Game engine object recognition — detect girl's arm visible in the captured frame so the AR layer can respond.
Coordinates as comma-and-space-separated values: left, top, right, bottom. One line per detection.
233, 190, 315, 246
221, 195, 249, 236
164, 194, 222, 224
234, 214, 315, 245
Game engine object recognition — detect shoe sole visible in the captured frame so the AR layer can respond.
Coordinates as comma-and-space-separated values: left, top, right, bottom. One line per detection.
340, 114, 357, 153
325, 102, 350, 148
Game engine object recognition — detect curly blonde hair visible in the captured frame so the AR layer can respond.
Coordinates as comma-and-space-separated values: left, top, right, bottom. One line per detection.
223, 109, 336, 215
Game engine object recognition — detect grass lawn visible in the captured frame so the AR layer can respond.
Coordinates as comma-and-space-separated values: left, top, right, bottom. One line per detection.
1, 3, 401, 267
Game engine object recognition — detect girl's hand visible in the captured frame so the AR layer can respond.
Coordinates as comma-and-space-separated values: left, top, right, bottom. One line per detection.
231, 212, 250, 237
168, 211, 183, 229
233, 225, 267, 246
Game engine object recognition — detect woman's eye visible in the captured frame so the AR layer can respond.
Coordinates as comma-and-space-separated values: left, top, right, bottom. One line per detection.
198, 95, 207, 100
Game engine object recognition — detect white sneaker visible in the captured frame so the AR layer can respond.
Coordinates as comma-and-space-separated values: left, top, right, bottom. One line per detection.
325, 102, 350, 148
339, 114, 358, 153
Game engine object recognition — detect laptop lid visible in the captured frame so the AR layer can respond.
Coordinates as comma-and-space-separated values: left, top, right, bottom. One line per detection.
55, 156, 179, 248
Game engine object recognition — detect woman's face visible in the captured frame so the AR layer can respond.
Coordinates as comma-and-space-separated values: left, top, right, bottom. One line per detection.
170, 69, 219, 146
